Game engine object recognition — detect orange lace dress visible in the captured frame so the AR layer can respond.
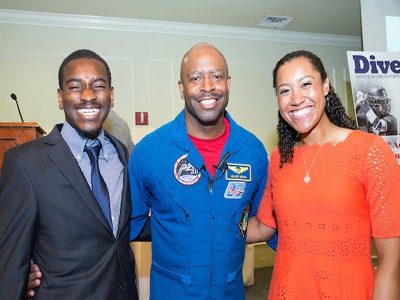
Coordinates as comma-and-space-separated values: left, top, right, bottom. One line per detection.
257, 130, 400, 300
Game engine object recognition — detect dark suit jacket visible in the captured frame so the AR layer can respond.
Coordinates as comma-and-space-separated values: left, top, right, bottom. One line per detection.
0, 124, 138, 300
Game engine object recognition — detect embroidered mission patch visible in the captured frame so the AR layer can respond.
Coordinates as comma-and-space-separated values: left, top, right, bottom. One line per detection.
173, 154, 201, 185
238, 203, 251, 237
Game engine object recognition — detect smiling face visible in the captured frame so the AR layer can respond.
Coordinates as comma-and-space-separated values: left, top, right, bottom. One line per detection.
275, 56, 330, 137
178, 44, 231, 138
57, 58, 114, 139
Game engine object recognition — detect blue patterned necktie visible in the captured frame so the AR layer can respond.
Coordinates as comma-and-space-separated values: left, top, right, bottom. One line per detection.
84, 140, 112, 228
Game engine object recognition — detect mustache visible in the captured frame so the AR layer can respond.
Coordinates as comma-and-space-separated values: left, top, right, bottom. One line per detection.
197, 92, 222, 100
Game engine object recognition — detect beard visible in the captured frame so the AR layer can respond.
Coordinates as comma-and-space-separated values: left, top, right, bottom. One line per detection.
75, 126, 102, 140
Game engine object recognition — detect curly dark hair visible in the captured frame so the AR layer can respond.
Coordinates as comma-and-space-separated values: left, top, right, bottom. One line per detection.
58, 49, 112, 90
273, 50, 357, 168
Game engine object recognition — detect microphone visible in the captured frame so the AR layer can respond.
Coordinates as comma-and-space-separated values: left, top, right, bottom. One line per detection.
212, 162, 228, 176
220, 162, 228, 173
10, 93, 25, 122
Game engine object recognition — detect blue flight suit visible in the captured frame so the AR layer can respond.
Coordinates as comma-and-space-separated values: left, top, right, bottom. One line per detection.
129, 110, 269, 299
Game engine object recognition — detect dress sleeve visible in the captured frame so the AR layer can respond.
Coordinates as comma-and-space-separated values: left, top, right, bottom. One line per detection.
366, 135, 400, 238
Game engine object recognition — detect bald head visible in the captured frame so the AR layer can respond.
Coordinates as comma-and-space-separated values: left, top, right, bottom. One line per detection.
180, 43, 229, 80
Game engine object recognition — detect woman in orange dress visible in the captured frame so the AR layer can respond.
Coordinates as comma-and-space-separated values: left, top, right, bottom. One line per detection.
247, 50, 400, 299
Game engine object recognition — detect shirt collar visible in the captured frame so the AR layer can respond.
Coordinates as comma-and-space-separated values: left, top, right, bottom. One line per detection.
60, 121, 107, 162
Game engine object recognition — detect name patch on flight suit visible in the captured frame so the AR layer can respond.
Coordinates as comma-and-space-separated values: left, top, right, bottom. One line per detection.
173, 154, 201, 185
225, 163, 252, 182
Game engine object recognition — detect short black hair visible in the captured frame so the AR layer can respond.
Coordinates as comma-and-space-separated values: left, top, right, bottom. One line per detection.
58, 49, 112, 90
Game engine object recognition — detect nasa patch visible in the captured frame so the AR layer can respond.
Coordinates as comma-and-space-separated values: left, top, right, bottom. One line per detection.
224, 181, 246, 199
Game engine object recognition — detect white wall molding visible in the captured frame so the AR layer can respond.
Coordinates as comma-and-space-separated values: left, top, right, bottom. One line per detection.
0, 9, 361, 48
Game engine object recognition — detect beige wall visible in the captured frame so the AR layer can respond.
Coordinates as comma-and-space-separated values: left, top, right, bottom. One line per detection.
0, 9, 360, 154
360, 0, 400, 51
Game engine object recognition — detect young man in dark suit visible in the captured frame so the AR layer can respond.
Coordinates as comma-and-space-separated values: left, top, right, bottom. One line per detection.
0, 49, 138, 300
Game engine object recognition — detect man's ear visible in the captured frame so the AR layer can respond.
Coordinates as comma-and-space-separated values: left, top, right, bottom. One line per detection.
110, 86, 115, 108
178, 80, 185, 100
57, 88, 64, 110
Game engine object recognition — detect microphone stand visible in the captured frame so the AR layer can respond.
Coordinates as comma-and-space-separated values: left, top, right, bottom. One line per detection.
10, 93, 25, 122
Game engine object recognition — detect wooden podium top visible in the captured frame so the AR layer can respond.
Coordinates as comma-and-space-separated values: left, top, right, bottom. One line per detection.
0, 122, 46, 135
0, 122, 46, 167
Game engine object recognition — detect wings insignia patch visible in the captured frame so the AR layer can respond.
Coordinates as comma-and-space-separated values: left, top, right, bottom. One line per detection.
225, 163, 251, 182
228, 165, 249, 174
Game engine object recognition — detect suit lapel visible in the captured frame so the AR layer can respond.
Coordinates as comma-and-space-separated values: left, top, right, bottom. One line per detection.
45, 126, 113, 233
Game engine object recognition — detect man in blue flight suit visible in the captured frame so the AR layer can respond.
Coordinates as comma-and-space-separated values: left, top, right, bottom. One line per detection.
129, 43, 271, 299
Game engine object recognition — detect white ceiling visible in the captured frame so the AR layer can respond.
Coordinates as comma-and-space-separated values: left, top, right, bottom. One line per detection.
0, 0, 361, 37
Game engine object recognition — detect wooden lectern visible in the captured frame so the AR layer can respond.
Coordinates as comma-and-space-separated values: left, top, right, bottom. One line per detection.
0, 122, 46, 168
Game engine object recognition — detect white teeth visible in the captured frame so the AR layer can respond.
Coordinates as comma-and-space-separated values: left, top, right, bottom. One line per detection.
77, 108, 99, 115
291, 107, 312, 117
200, 99, 216, 105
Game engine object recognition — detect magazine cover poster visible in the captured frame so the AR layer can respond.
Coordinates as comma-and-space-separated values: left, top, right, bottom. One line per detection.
347, 51, 400, 163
